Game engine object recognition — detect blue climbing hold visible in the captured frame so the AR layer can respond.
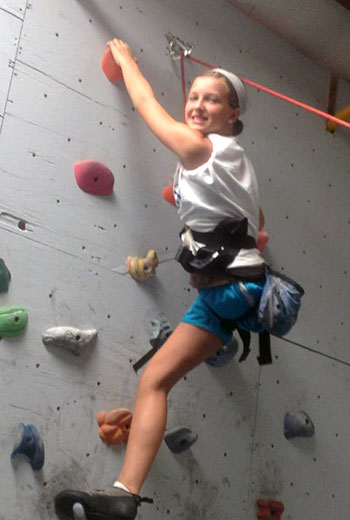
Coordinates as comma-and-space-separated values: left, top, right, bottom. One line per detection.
284, 411, 315, 439
11, 423, 45, 470
164, 427, 198, 453
206, 337, 239, 367
73, 503, 87, 520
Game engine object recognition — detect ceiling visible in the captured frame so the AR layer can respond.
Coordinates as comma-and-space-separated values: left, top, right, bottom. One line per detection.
227, 0, 350, 84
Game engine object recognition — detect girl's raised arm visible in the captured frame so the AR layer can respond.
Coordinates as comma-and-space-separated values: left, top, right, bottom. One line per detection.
108, 39, 212, 169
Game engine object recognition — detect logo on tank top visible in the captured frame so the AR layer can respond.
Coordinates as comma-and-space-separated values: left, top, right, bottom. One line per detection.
173, 183, 181, 208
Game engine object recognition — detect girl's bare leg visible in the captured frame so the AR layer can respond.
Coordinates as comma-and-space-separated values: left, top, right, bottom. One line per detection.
117, 322, 222, 494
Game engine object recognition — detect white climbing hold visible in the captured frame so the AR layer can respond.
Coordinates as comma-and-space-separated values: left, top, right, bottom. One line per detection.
42, 327, 97, 356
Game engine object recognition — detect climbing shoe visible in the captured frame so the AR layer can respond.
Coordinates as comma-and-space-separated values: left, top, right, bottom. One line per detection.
54, 486, 153, 520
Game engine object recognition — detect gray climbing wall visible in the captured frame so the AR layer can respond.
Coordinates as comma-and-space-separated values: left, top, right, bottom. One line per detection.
0, 0, 349, 518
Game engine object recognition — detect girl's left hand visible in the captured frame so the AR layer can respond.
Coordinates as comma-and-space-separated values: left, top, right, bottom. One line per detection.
107, 38, 135, 66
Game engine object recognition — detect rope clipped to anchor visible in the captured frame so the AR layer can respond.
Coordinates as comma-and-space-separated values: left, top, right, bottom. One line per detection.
175, 46, 350, 129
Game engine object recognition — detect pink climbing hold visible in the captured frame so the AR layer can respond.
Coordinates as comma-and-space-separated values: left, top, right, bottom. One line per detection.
74, 160, 115, 196
101, 47, 123, 82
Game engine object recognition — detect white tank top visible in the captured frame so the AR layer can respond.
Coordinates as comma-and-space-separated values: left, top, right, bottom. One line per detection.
173, 133, 264, 269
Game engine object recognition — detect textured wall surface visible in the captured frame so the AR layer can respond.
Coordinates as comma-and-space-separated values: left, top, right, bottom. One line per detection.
0, 1, 349, 519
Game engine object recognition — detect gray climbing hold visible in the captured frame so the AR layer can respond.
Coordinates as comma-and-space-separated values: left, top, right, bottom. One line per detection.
284, 411, 315, 439
206, 337, 239, 367
42, 326, 97, 356
73, 502, 87, 520
149, 313, 173, 349
0, 258, 11, 293
164, 427, 198, 453
133, 313, 173, 372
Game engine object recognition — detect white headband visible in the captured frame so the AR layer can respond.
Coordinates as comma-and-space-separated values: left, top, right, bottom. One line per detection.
212, 68, 247, 114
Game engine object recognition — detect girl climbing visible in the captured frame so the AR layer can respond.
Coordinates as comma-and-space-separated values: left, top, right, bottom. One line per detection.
55, 38, 266, 520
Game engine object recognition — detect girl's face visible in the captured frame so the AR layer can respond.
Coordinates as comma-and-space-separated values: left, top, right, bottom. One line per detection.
185, 76, 239, 136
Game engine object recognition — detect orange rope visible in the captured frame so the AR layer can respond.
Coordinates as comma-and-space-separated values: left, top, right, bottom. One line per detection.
180, 55, 350, 129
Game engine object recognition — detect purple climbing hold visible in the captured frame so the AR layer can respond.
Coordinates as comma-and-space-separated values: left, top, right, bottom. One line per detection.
11, 423, 45, 470
74, 160, 115, 196
284, 411, 315, 439
164, 427, 198, 453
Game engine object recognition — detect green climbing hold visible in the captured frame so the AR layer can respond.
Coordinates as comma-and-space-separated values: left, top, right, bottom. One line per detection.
0, 259, 11, 293
0, 306, 28, 337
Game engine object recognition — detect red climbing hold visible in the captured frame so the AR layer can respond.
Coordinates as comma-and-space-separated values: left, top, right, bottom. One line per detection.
101, 47, 123, 82
257, 499, 284, 520
74, 160, 115, 196
96, 408, 133, 445
162, 183, 176, 206
257, 228, 269, 252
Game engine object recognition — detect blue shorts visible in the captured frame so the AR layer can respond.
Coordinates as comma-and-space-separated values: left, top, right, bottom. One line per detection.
182, 279, 265, 344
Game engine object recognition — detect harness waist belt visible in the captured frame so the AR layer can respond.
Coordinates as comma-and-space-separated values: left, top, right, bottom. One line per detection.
176, 217, 257, 274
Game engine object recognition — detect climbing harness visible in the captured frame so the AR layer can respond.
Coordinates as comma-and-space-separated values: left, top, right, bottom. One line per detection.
176, 217, 256, 274
175, 219, 304, 365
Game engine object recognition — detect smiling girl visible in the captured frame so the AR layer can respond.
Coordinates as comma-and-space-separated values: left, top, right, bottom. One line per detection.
55, 39, 266, 520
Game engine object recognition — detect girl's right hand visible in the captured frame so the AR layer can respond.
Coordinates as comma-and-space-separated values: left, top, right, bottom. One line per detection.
107, 38, 135, 67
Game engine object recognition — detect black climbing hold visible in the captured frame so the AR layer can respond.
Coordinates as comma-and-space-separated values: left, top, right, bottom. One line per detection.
0, 259, 11, 293
164, 427, 198, 453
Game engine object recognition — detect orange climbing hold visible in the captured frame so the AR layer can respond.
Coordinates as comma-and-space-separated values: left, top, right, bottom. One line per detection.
101, 47, 123, 82
162, 183, 176, 206
96, 408, 133, 445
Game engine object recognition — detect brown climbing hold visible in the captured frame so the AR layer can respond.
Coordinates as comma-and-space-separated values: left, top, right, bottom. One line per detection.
96, 408, 133, 445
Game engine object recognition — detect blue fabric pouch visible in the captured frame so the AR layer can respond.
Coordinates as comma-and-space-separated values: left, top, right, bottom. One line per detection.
258, 268, 304, 336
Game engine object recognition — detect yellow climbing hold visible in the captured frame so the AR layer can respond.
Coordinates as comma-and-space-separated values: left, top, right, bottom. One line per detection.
326, 104, 350, 132
126, 250, 159, 281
